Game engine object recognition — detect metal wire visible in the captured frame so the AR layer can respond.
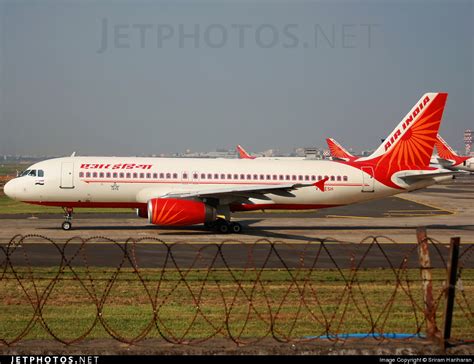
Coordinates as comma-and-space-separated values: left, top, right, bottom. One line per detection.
0, 234, 472, 346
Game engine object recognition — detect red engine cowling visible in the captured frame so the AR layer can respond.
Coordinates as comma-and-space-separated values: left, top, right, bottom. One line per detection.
147, 198, 216, 226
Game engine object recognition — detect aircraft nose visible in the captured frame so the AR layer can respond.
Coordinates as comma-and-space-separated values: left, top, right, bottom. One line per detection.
3, 179, 17, 200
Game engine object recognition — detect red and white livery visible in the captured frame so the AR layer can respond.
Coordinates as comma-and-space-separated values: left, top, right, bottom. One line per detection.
4, 93, 456, 232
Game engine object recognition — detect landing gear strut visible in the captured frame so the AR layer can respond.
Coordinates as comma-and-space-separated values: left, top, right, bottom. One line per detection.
61, 207, 73, 231
207, 218, 243, 234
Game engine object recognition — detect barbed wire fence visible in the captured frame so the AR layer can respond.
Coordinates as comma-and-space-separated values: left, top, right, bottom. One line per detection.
0, 228, 472, 349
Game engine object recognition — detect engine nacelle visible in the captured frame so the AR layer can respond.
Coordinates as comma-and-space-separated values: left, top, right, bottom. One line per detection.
136, 207, 148, 218
147, 198, 216, 226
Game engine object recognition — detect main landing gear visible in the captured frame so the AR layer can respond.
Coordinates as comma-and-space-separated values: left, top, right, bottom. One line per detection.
61, 207, 73, 231
206, 218, 243, 234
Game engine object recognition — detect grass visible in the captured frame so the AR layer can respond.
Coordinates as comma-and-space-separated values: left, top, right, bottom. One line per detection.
0, 163, 28, 177
0, 267, 472, 342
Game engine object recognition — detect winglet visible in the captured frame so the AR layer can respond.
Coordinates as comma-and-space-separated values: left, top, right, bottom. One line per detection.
237, 145, 256, 159
313, 177, 329, 192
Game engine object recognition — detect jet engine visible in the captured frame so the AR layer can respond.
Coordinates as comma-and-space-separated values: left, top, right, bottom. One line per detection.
147, 198, 217, 226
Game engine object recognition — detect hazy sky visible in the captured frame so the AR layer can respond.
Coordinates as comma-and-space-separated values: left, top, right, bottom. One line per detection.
0, 0, 472, 156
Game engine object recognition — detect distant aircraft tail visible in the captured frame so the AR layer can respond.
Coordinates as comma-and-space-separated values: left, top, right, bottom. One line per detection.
356, 93, 448, 187
326, 138, 355, 161
435, 134, 459, 159
435, 134, 470, 166
236, 145, 256, 159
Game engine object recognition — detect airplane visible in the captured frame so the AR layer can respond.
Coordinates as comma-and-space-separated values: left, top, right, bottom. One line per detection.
325, 133, 471, 172
236, 145, 256, 159
325, 138, 357, 162
435, 134, 474, 172
4, 92, 456, 233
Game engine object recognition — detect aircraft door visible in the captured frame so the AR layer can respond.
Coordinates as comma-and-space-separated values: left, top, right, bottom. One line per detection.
361, 166, 375, 192
60, 162, 75, 189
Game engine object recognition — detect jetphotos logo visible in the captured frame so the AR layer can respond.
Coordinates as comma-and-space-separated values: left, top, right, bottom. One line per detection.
384, 95, 431, 151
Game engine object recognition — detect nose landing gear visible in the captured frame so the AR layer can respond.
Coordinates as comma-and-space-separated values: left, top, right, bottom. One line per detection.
61, 207, 73, 231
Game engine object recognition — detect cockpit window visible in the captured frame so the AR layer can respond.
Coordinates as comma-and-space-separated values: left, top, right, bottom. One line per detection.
19, 169, 43, 177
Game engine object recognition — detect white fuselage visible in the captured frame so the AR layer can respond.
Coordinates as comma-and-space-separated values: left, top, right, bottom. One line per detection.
4, 156, 444, 212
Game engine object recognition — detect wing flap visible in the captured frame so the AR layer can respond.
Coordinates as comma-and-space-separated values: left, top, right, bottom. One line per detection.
160, 182, 312, 200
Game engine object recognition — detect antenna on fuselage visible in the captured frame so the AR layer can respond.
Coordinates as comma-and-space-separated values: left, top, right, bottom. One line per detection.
70, 152, 76, 157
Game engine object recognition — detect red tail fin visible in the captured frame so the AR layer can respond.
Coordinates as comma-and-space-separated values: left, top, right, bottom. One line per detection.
355, 93, 448, 188
237, 145, 256, 159
436, 134, 470, 165
436, 135, 458, 159
326, 138, 355, 161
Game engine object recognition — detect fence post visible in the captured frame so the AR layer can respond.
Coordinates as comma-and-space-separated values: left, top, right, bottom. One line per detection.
442, 237, 460, 350
416, 227, 441, 342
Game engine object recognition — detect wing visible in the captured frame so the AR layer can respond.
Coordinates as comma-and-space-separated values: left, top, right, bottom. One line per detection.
161, 182, 314, 200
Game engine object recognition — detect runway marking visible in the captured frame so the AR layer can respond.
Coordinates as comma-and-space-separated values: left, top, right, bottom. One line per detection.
395, 195, 456, 215
384, 212, 453, 217
325, 215, 372, 219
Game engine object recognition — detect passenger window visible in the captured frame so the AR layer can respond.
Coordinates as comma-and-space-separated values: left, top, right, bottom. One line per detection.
214, 173, 219, 179
201, 173, 206, 179
337, 176, 341, 181
253, 174, 258, 180
305, 176, 309, 181
126, 173, 130, 178
132, 173, 137, 178
343, 176, 348, 181
160, 173, 165, 179
298, 175, 303, 181
286, 175, 290, 180
38, 170, 44, 177
107, 172, 112, 178
279, 175, 284, 180
234, 174, 239, 179
240, 174, 245, 180
166, 173, 171, 179
193, 173, 198, 179
173, 173, 178, 179
292, 175, 297, 181
330, 176, 335, 181
247, 174, 251, 180
139, 173, 144, 179
86, 172, 91, 178
221, 174, 226, 179
311, 176, 316, 181
273, 175, 277, 180
153, 173, 158, 179
208, 173, 213, 179
260, 175, 265, 180
318, 176, 322, 180
183, 173, 188, 179
79, 172, 84, 178
113, 173, 118, 178
93, 172, 98, 178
